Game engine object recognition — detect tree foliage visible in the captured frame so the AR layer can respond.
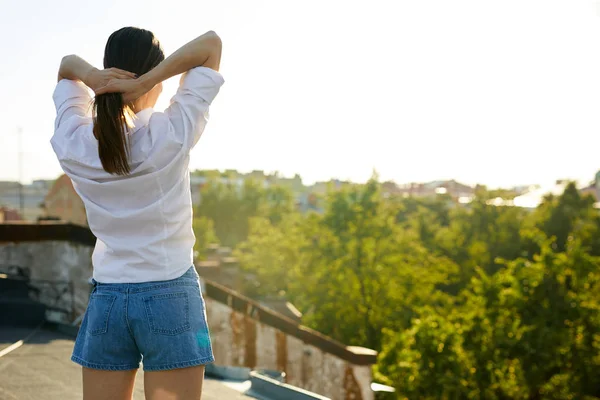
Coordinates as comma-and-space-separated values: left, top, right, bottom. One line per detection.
196, 175, 600, 399
194, 178, 295, 248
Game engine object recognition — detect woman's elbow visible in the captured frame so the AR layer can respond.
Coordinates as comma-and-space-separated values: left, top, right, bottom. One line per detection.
204, 31, 222, 49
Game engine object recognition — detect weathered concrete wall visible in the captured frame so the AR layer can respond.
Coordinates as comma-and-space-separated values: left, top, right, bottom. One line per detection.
205, 295, 375, 400
0, 240, 93, 321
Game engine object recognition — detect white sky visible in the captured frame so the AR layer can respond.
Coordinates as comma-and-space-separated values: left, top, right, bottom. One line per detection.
1, 0, 600, 187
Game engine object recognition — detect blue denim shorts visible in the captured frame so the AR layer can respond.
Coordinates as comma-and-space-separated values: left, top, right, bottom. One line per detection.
72, 266, 214, 371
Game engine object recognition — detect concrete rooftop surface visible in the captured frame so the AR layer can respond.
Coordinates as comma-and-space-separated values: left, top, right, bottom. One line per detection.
0, 326, 253, 400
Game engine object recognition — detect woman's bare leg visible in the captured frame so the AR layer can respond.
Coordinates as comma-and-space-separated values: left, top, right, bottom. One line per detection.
144, 365, 205, 400
82, 367, 138, 400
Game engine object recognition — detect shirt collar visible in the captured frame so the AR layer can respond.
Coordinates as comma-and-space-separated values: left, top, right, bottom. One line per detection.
129, 108, 154, 134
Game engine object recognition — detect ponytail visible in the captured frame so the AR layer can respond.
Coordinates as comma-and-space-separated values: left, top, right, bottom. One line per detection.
93, 93, 132, 175
94, 26, 165, 175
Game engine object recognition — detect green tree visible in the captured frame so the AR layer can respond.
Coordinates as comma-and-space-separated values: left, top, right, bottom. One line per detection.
195, 178, 295, 247
266, 185, 295, 224
232, 176, 600, 399
237, 177, 458, 350
381, 236, 600, 399
192, 216, 219, 260
431, 195, 526, 282
235, 213, 309, 297
376, 311, 478, 399
524, 182, 600, 256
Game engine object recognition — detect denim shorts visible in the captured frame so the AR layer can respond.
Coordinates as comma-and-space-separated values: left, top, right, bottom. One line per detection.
72, 266, 214, 371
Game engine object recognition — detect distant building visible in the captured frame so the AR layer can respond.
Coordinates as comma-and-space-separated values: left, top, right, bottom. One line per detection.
190, 174, 246, 205
510, 181, 569, 209
42, 175, 87, 226
0, 180, 52, 221
308, 179, 350, 195
274, 174, 304, 192
30, 180, 53, 191
0, 206, 22, 222
579, 170, 600, 201
296, 192, 323, 213
395, 179, 475, 200
381, 181, 400, 195
0, 181, 21, 191
495, 178, 600, 209
511, 185, 536, 196
580, 184, 598, 201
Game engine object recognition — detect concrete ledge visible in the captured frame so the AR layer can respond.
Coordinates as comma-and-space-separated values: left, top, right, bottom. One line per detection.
206, 364, 252, 380
0, 222, 95, 246
205, 279, 378, 365
206, 365, 286, 382
248, 371, 330, 400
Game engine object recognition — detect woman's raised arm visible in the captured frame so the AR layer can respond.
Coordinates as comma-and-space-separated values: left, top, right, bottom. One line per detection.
57, 55, 136, 90
95, 31, 222, 102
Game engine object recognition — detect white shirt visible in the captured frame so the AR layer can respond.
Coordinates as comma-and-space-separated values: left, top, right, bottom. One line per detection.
51, 67, 224, 283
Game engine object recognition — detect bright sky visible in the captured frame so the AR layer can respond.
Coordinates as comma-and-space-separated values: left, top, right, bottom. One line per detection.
1, 0, 600, 188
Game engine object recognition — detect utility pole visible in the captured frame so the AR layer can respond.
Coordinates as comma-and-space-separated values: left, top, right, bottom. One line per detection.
17, 126, 24, 218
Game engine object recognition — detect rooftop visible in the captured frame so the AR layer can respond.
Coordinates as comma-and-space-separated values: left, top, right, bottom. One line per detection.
0, 325, 253, 400
0, 222, 379, 399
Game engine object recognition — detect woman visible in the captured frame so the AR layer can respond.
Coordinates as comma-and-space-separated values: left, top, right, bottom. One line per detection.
52, 27, 223, 400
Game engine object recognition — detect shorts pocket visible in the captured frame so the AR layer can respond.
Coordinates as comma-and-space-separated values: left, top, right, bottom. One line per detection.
143, 292, 191, 335
86, 294, 117, 336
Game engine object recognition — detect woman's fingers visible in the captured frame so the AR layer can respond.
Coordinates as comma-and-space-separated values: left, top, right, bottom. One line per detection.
94, 78, 135, 96
94, 82, 118, 95
94, 86, 109, 96
111, 72, 135, 81
116, 74, 133, 81
110, 68, 136, 79
94, 74, 142, 99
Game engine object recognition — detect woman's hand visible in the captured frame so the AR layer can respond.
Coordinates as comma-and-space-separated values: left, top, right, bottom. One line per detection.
94, 77, 152, 103
85, 68, 137, 92
58, 55, 136, 90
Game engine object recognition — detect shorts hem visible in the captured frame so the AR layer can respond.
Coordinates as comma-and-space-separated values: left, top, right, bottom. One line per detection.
143, 356, 215, 371
71, 355, 139, 371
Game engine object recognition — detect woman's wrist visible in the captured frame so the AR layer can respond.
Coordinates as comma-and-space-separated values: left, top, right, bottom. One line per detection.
59, 55, 96, 84
82, 66, 99, 87
138, 65, 164, 92
136, 31, 221, 88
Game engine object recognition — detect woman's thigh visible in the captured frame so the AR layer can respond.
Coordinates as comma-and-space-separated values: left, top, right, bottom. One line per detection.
82, 367, 138, 400
144, 365, 205, 400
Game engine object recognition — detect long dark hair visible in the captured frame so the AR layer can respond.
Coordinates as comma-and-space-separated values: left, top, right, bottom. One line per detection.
94, 27, 165, 175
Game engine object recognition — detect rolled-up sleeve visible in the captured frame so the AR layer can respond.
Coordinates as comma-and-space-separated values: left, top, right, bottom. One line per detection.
53, 79, 93, 130
165, 67, 225, 150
